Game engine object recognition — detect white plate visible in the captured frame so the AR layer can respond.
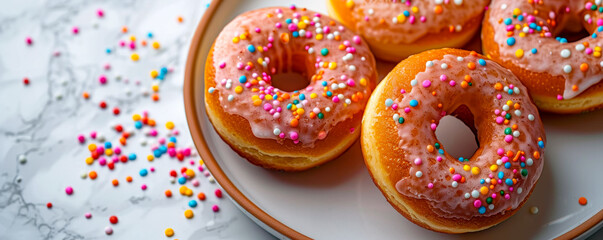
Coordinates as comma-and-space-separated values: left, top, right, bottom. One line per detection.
184, 0, 603, 239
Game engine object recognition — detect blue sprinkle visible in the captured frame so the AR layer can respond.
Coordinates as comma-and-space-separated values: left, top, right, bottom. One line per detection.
403, 10, 410, 17
286, 103, 292, 109
135, 121, 143, 129
208, 87, 215, 94
593, 33, 598, 38
598, 26, 603, 32
159, 145, 168, 153
531, 48, 538, 54
321, 81, 328, 86
507, 37, 516, 46
538, 140, 544, 148
178, 177, 187, 185
105, 48, 112, 54
139, 169, 148, 177
478, 59, 486, 66
458, 157, 464, 162
517, 15, 524, 21
147, 32, 153, 38
520, 162, 526, 168
508, 89, 514, 95
104, 142, 112, 149
536, 26, 542, 31
529, 22, 537, 29
161, 67, 168, 74
504, 162, 512, 169
292, 31, 299, 37
169, 137, 177, 143
504, 18, 512, 25
498, 171, 504, 179
385, 99, 394, 107
239, 75, 247, 83
438, 149, 444, 155
480, 179, 485, 184
326, 91, 332, 97
505, 178, 513, 186
188, 200, 198, 208
153, 149, 162, 157
128, 153, 137, 160
247, 45, 256, 53
478, 206, 486, 214
285, 18, 292, 24
299, 94, 306, 100
409, 99, 419, 107
293, 99, 299, 104
321, 48, 329, 56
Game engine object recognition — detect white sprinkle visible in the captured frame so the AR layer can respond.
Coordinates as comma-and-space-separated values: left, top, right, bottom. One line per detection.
308, 47, 314, 54
452, 181, 459, 188
513, 131, 520, 137
454, 0, 463, 5
327, 33, 334, 40
410, 79, 418, 86
501, 4, 508, 10
585, 14, 591, 21
457, 57, 464, 61
489, 204, 495, 210
345, 99, 351, 105
342, 53, 353, 61
528, 114, 535, 121
392, 17, 398, 23
348, 65, 357, 71
514, 110, 521, 116
426, 61, 434, 67
313, 108, 320, 114
502, 105, 510, 111
563, 65, 572, 73
441, 63, 448, 69
415, 171, 423, 177
526, 158, 534, 166
597, 0, 602, 5
273, 128, 281, 135
392, 114, 400, 121
208, 87, 215, 94
471, 190, 480, 198
338, 83, 346, 89
560, 49, 571, 58
81, 172, 88, 179
434, 0, 443, 4
530, 206, 539, 214
576, 44, 585, 51
455, 25, 462, 32
517, 187, 523, 194
464, 193, 470, 199
504, 86, 509, 92
513, 87, 520, 94
331, 83, 338, 90
368, 9, 374, 15
208, 176, 216, 183
325, 107, 331, 112
18, 154, 27, 164
361, 57, 366, 61
227, 95, 234, 101
496, 159, 503, 165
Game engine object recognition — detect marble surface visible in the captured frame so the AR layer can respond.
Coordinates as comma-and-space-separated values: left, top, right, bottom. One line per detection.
0, 0, 273, 239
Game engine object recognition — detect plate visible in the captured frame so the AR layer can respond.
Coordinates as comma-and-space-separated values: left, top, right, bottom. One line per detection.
184, 0, 603, 239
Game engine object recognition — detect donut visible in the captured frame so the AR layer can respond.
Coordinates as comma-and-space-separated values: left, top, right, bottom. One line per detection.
327, 0, 490, 61
361, 49, 546, 233
205, 6, 377, 171
482, 0, 603, 113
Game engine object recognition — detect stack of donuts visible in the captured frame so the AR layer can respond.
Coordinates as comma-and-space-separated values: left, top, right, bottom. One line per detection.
204, 0, 602, 234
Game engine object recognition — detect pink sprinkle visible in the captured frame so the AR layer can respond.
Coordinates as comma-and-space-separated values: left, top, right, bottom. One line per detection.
436, 156, 442, 162
504, 135, 513, 143
85, 213, 92, 219
414, 158, 422, 165
150, 167, 155, 172
350, 127, 355, 133
104, 63, 111, 70
25, 37, 33, 45
420, 16, 426, 22
347, 79, 355, 86
219, 62, 226, 68
129, 41, 136, 50
586, 48, 594, 55
72, 27, 79, 34
404, 107, 411, 113
496, 116, 504, 124
78, 135, 86, 143
114, 147, 121, 155
332, 96, 340, 103
99, 158, 107, 166
494, 109, 500, 115
215, 189, 223, 198
557, 94, 563, 100
212, 205, 220, 212
391, 104, 398, 110
430, 123, 437, 130
598, 19, 603, 26
263, 103, 272, 111
279, 133, 285, 138
318, 131, 327, 140
422, 80, 431, 88
288, 23, 297, 31
427, 183, 434, 188
497, 148, 504, 156
255, 27, 261, 33
99, 75, 107, 84
439, 74, 448, 81
192, 179, 200, 187
141, 184, 147, 190
496, 94, 502, 100
65, 186, 74, 195
353, 35, 361, 44
449, 80, 456, 86
504, 194, 511, 199
452, 174, 461, 181
97, 9, 104, 17
474, 200, 482, 208
289, 132, 299, 140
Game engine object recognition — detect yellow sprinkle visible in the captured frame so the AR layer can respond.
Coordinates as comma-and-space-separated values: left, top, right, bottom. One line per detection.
518, 32, 526, 37
298, 21, 307, 29
239, 33, 247, 40
595, 46, 601, 52
310, 93, 318, 99
253, 99, 262, 106
132, 114, 141, 121
185, 169, 195, 178
130, 53, 139, 61
147, 155, 154, 161
265, 94, 273, 100
185, 188, 193, 196
480, 186, 489, 195
184, 209, 194, 219
328, 62, 337, 70
85, 157, 94, 165
152, 84, 159, 92
234, 86, 243, 94
595, 52, 602, 58
150, 70, 158, 78
513, 8, 521, 16
490, 164, 498, 171
463, 165, 471, 171
105, 149, 113, 156
129, 35, 136, 41
166, 121, 175, 130
345, 0, 354, 8
515, 49, 524, 58
199, 159, 204, 165
165, 228, 175, 237
471, 167, 480, 175
152, 41, 160, 49
315, 34, 323, 40
296, 108, 305, 115
506, 100, 513, 106
257, 58, 263, 64
359, 78, 367, 86
291, 104, 297, 111
396, 14, 406, 23
232, 37, 239, 43
411, 7, 419, 13
179, 186, 187, 195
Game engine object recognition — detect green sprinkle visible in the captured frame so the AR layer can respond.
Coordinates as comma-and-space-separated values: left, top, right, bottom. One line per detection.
321, 48, 329, 56
398, 117, 405, 124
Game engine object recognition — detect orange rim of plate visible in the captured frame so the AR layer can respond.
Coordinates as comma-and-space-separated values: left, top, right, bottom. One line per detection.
183, 1, 603, 239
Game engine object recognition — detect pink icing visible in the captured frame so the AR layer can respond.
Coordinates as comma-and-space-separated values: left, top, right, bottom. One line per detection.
342, 0, 489, 44
389, 54, 545, 219
488, 0, 603, 99
209, 7, 376, 147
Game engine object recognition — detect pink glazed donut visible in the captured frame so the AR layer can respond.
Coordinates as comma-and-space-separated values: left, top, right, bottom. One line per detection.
205, 6, 377, 171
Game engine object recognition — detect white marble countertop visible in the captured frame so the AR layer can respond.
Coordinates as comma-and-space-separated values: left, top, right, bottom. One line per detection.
1, 0, 602, 239
0, 0, 273, 239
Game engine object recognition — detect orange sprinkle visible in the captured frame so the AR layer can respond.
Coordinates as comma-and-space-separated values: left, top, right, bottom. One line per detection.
461, 81, 469, 88
464, 75, 472, 82
494, 83, 503, 90
82, 91, 90, 99
177, 16, 183, 23
197, 192, 206, 201
121, 26, 128, 33
579, 197, 588, 205
112, 179, 119, 186
533, 151, 540, 160
580, 63, 589, 72
506, 150, 514, 158
572, 85, 579, 91
427, 145, 435, 153
449, 168, 455, 174
434, 5, 443, 14
126, 176, 133, 182
89, 171, 98, 180
152, 93, 159, 101
290, 118, 299, 127
467, 62, 476, 70
165, 190, 173, 198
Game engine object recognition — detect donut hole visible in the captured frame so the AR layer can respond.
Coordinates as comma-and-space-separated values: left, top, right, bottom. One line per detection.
435, 106, 479, 160
270, 52, 314, 92
556, 25, 590, 43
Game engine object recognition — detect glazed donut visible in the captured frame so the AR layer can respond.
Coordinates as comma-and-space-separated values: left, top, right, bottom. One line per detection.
361, 49, 546, 233
205, 6, 377, 171
327, 0, 489, 61
483, 0, 603, 113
